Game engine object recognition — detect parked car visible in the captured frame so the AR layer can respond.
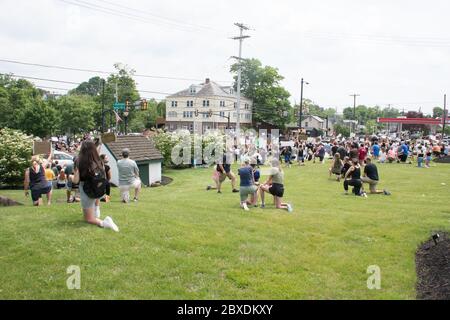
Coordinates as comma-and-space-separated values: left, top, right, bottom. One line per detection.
51, 151, 74, 168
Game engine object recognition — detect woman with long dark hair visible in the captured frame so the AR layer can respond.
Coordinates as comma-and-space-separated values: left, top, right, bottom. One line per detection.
71, 140, 118, 231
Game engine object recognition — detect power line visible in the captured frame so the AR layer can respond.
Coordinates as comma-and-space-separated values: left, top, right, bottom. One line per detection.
0, 58, 232, 83
92, 0, 222, 33
58, 0, 228, 36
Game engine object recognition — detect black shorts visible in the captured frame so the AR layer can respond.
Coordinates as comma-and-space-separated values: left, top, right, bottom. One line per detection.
400, 154, 408, 162
31, 185, 51, 202
269, 183, 284, 198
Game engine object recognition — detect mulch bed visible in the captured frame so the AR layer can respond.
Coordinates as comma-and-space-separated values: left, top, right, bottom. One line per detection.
416, 232, 450, 300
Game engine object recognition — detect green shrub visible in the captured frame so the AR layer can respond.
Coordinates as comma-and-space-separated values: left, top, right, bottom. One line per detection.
0, 128, 33, 186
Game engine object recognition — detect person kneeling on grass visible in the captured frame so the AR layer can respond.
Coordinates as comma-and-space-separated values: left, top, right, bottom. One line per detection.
259, 159, 293, 212
207, 152, 239, 194
71, 140, 118, 232
238, 158, 258, 211
361, 158, 391, 195
117, 148, 142, 203
343, 159, 367, 197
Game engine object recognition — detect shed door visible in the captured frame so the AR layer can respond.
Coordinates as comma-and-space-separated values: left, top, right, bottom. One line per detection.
138, 164, 149, 186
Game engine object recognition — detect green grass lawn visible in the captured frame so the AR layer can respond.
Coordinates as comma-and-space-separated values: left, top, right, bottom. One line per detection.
0, 161, 449, 299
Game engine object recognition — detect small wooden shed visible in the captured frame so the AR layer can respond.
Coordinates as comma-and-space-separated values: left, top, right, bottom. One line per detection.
100, 135, 163, 187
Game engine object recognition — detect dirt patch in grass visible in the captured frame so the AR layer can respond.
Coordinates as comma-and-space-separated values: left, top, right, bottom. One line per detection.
0, 196, 23, 206
150, 176, 173, 187
416, 232, 450, 300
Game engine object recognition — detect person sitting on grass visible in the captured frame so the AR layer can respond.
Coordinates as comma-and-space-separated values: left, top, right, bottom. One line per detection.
387, 147, 397, 163
361, 158, 391, 195
343, 159, 367, 197
329, 153, 343, 181
238, 158, 258, 211
71, 140, 118, 232
259, 159, 293, 212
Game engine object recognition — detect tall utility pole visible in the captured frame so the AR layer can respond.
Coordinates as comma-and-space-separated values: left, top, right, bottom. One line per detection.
350, 94, 360, 119
350, 94, 360, 133
443, 94, 447, 135
232, 23, 250, 136
101, 79, 105, 133
298, 78, 309, 129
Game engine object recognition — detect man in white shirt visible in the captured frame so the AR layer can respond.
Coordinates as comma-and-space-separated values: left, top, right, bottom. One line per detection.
117, 148, 141, 203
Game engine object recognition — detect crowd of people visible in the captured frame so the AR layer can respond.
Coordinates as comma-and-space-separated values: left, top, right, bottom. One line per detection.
23, 131, 449, 229
23, 135, 146, 232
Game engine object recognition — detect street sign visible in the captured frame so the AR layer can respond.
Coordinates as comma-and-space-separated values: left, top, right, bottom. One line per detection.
113, 102, 126, 111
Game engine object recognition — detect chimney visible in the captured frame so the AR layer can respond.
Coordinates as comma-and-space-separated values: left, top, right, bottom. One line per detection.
205, 78, 210, 84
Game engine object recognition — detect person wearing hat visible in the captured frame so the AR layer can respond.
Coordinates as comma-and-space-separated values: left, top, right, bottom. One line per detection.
259, 159, 293, 212
117, 148, 141, 203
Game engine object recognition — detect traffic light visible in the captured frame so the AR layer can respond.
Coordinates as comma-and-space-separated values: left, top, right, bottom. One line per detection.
195, 109, 199, 117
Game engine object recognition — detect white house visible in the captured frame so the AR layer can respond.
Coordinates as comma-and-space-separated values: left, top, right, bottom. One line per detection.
165, 78, 253, 133
100, 135, 163, 187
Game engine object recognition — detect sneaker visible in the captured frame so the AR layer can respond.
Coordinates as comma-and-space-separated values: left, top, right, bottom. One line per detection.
286, 203, 293, 213
103, 216, 119, 232
206, 185, 212, 191
383, 189, 391, 195
242, 203, 249, 211
217, 190, 222, 194
260, 204, 265, 208
361, 192, 368, 198
133, 197, 138, 202
232, 189, 239, 193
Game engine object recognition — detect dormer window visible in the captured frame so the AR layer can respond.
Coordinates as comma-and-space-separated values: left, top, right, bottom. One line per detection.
190, 86, 196, 94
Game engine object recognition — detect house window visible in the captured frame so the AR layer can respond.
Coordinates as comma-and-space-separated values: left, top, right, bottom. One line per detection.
171, 101, 178, 107
234, 102, 237, 109
219, 111, 225, 117
168, 111, 177, 118
190, 86, 196, 94
189, 124, 194, 132
220, 101, 225, 107
186, 100, 193, 107
305, 122, 309, 127
202, 100, 210, 107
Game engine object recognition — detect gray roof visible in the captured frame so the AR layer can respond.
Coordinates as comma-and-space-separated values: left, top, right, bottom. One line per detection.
167, 80, 250, 100
104, 136, 163, 162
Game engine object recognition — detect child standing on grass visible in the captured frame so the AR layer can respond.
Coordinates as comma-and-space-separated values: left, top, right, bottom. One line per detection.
425, 148, 432, 168
329, 153, 343, 181
378, 147, 387, 164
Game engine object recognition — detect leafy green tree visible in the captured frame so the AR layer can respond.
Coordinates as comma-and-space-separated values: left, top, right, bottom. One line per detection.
70, 76, 104, 96
334, 124, 350, 137
0, 128, 33, 186
433, 107, 443, 118
55, 95, 96, 135
0, 75, 56, 137
230, 58, 292, 128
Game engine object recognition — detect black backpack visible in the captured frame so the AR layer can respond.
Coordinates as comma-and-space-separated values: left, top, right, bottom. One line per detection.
83, 166, 107, 199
